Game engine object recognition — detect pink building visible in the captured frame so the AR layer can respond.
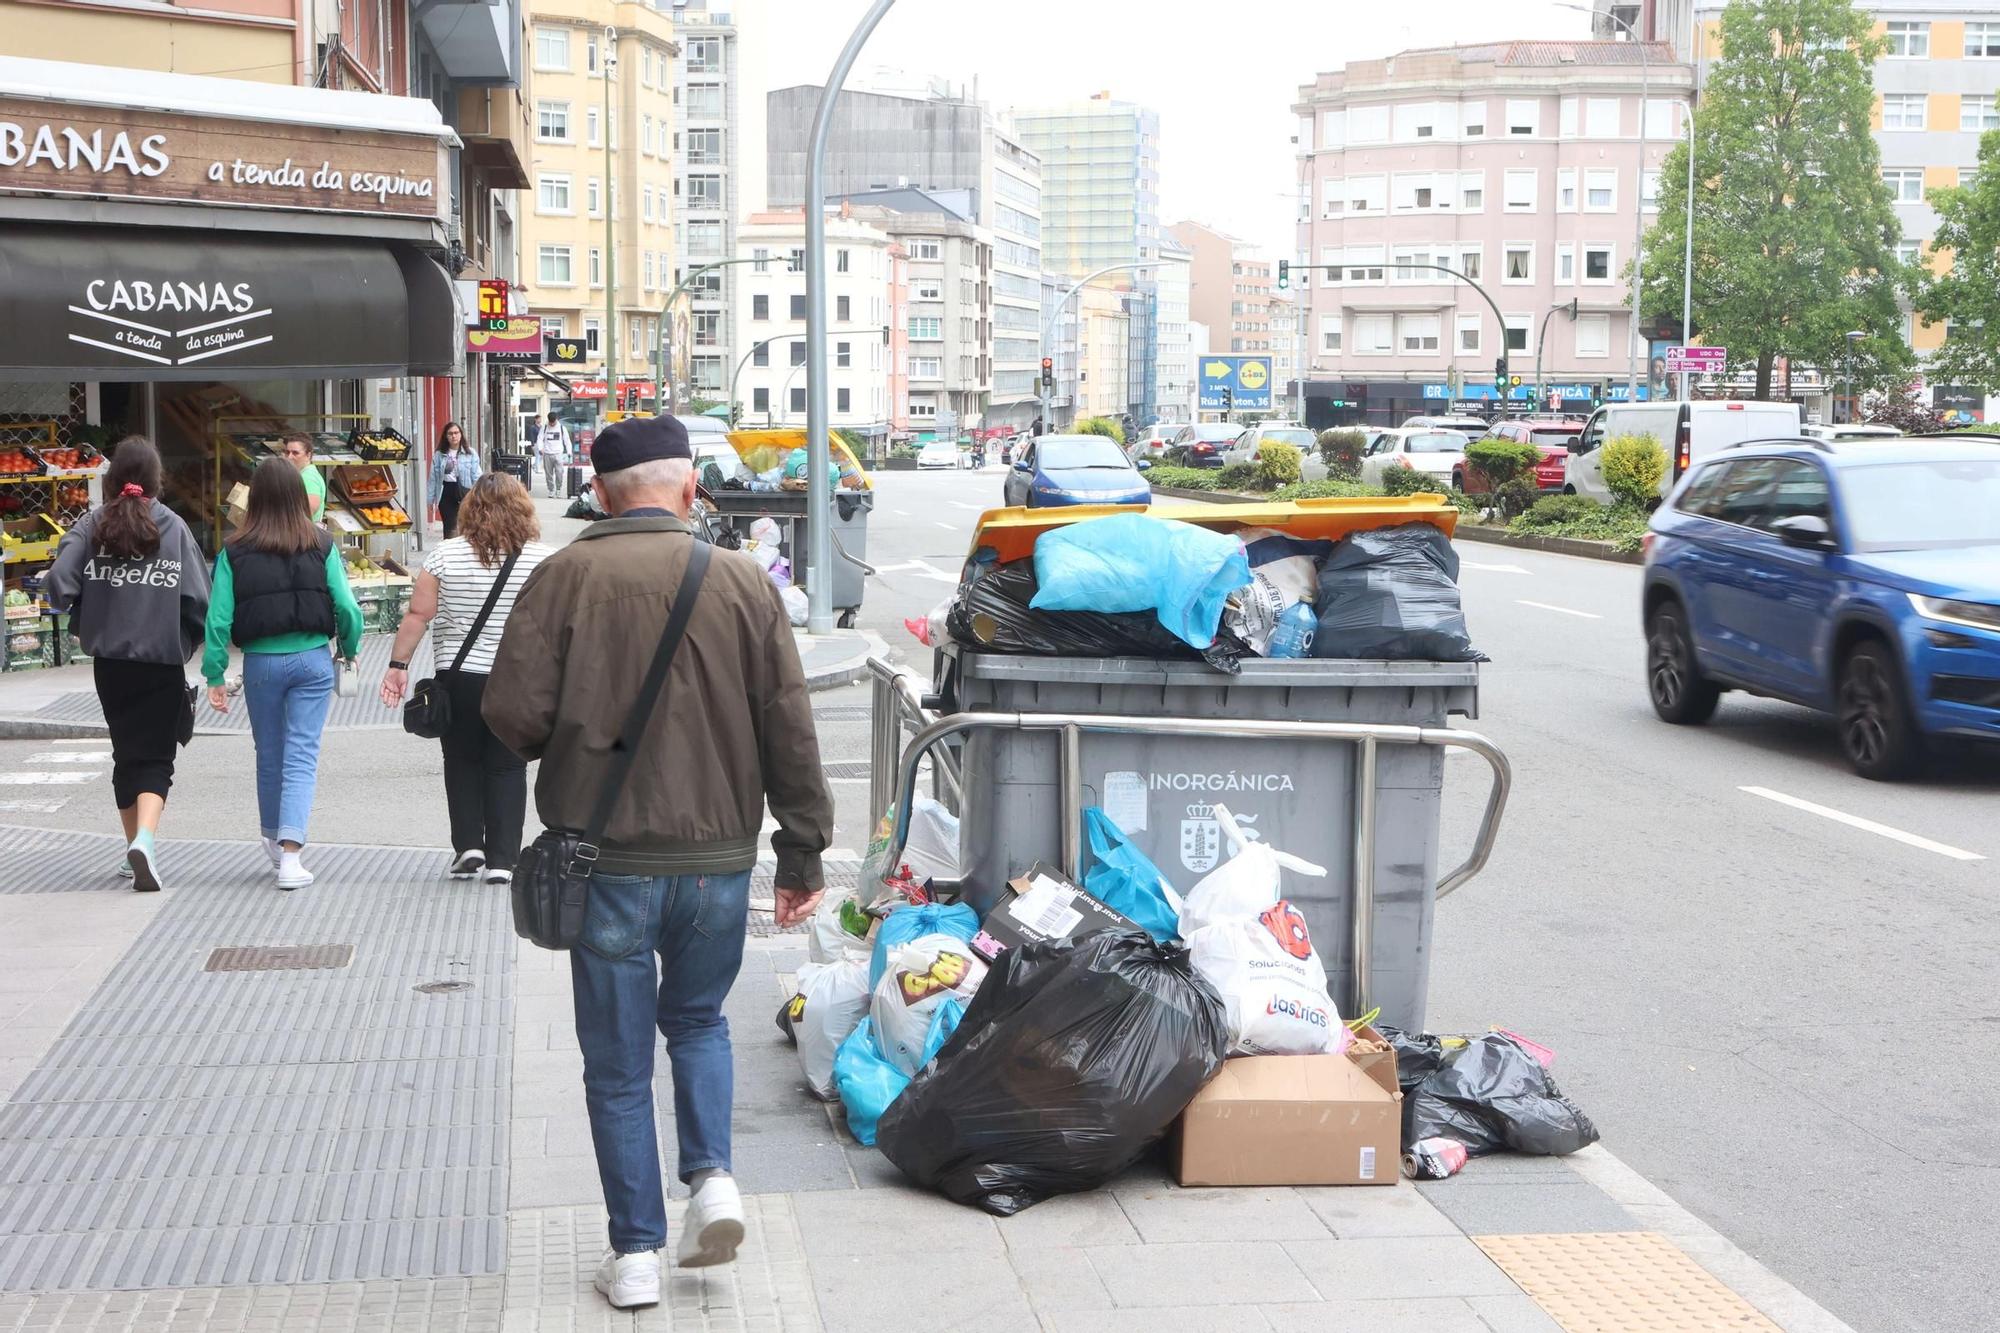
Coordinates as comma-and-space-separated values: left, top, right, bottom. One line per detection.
1293, 41, 1693, 427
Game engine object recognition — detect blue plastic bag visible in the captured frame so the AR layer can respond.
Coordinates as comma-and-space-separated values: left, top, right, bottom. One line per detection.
832, 1002, 965, 1146
869, 902, 979, 987
1030, 514, 1252, 649
1083, 807, 1182, 943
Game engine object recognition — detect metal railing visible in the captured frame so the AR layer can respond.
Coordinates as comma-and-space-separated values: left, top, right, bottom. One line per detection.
868, 658, 961, 819
864, 657, 1512, 1018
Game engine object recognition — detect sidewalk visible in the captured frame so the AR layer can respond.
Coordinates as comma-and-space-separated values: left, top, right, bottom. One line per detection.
0, 828, 1855, 1332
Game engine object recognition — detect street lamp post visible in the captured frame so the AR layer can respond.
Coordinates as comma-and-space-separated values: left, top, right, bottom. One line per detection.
731, 326, 885, 424
654, 256, 769, 413
803, 0, 896, 635
1680, 0, 1698, 402
1843, 330, 1866, 423
1041, 259, 1188, 432
602, 28, 618, 407
1535, 299, 1581, 410
1559, 2, 1647, 400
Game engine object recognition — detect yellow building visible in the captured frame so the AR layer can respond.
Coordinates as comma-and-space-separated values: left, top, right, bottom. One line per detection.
519, 0, 677, 409
1077, 285, 1132, 420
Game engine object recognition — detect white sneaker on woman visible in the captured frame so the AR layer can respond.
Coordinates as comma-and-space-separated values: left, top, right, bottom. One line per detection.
677, 1174, 744, 1268
276, 852, 314, 891
592, 1249, 660, 1309
262, 837, 283, 869
449, 850, 485, 880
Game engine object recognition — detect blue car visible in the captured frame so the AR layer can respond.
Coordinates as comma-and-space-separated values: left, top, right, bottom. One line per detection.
1642, 435, 2000, 779
1003, 433, 1152, 508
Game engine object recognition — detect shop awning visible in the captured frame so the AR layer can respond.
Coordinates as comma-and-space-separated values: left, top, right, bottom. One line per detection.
0, 225, 457, 382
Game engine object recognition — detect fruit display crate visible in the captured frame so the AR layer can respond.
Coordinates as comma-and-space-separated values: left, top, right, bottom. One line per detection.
0, 515, 63, 565
4, 622, 54, 672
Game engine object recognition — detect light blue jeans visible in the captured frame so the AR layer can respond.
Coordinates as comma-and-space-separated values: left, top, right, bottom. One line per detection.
570, 869, 750, 1254
241, 647, 335, 846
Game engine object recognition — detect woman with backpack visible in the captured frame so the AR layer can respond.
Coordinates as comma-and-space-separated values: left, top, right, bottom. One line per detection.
202, 458, 365, 889
45, 437, 211, 892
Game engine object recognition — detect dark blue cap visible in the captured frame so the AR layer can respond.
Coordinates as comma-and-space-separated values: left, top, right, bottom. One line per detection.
590, 414, 691, 473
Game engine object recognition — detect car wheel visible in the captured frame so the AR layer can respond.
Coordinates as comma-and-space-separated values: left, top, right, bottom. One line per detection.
1647, 601, 1720, 725
1450, 469, 1466, 491
1837, 640, 1923, 780
1562, 484, 1577, 496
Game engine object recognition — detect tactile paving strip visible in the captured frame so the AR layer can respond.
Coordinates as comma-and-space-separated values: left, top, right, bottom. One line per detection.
32, 636, 433, 734
0, 1274, 504, 1332
1475, 1231, 1782, 1332
0, 829, 512, 1292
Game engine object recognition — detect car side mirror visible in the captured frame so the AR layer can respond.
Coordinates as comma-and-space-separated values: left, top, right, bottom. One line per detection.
1135, 459, 1152, 472
1772, 514, 1834, 549
1014, 459, 1032, 472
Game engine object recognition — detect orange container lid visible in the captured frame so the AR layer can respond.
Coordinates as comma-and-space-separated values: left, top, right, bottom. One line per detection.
965, 495, 1460, 564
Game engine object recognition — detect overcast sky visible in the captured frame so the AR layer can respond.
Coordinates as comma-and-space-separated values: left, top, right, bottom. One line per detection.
760, 0, 1589, 260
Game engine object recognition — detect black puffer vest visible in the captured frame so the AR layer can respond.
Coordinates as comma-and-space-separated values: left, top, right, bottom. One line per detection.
229, 534, 335, 645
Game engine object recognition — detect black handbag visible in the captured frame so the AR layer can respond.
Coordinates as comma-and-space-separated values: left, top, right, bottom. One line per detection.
512, 539, 710, 950
403, 551, 520, 738
177, 680, 198, 746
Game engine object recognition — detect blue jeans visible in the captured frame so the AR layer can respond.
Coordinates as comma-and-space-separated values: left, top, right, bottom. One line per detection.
241, 647, 335, 846
570, 870, 749, 1254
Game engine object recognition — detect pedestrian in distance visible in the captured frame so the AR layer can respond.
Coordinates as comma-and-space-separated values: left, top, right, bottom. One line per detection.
485, 415, 833, 1310
202, 458, 365, 890
279, 430, 327, 523
429, 421, 481, 538
534, 411, 572, 496
44, 436, 211, 893
379, 473, 552, 885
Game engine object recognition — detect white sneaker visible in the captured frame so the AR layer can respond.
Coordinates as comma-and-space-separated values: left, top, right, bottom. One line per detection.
677, 1175, 744, 1269
276, 852, 314, 891
593, 1249, 660, 1309
449, 850, 485, 880
262, 837, 283, 869
483, 868, 513, 886
115, 857, 134, 880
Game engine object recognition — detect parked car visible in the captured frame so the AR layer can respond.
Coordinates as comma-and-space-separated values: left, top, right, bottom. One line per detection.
1642, 436, 2000, 778
917, 439, 960, 469
1400, 414, 1489, 435
1003, 433, 1152, 508
1165, 422, 1245, 468
1458, 420, 1582, 493
1129, 424, 1180, 461
1568, 399, 1803, 502
1357, 429, 1470, 487
1220, 424, 1317, 468
1801, 423, 1906, 443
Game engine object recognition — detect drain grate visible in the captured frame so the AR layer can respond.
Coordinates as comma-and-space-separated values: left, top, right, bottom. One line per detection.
822, 759, 871, 779
204, 943, 355, 973
413, 980, 474, 994
813, 705, 873, 721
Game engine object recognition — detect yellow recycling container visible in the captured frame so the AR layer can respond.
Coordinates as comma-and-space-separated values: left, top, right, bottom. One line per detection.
965, 494, 1459, 564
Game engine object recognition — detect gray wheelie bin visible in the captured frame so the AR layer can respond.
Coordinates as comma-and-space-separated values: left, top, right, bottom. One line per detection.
874, 649, 1508, 1033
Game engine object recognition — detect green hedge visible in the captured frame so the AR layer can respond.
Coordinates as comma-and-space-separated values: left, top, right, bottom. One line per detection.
1270, 479, 1380, 500
1256, 442, 1303, 489
1145, 465, 1217, 490
1509, 495, 1650, 553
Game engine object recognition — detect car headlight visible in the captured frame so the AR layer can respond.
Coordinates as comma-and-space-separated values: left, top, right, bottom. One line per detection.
1908, 594, 2000, 633
1033, 482, 1059, 494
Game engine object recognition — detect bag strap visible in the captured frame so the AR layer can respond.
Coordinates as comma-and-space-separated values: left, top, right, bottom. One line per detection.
570, 538, 711, 875
446, 550, 521, 673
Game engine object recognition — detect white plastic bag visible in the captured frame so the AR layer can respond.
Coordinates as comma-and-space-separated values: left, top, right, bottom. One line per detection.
782, 585, 809, 626
1223, 528, 1327, 655
1178, 804, 1327, 936
859, 796, 963, 900
870, 934, 986, 1076
1187, 903, 1349, 1056
807, 889, 872, 965
790, 958, 871, 1099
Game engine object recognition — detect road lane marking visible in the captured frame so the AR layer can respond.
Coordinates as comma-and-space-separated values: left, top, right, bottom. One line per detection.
891, 508, 911, 516
1517, 599, 1602, 620
934, 522, 958, 530
1463, 561, 1530, 573
52, 739, 108, 746
0, 772, 94, 785
1740, 786, 1984, 861
0, 800, 66, 812
950, 502, 981, 510
26, 752, 111, 764
872, 560, 960, 583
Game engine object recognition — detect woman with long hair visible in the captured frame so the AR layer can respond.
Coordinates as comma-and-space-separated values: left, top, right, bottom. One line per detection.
381, 473, 552, 884
202, 458, 365, 889
45, 437, 211, 891
428, 421, 482, 538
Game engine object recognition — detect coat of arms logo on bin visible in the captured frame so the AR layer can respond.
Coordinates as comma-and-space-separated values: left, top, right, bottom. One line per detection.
1180, 804, 1258, 873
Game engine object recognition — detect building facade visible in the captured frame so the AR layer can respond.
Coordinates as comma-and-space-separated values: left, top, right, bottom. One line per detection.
765, 80, 1043, 430
1077, 285, 1131, 420
1156, 238, 1195, 424
518, 0, 675, 421
1292, 41, 1693, 426
1269, 289, 1299, 416
733, 209, 905, 446
1012, 94, 1162, 425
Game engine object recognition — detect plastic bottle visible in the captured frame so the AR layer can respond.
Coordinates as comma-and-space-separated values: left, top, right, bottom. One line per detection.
1265, 603, 1318, 658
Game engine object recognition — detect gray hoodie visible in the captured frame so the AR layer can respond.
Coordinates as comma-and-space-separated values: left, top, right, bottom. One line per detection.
45, 499, 211, 666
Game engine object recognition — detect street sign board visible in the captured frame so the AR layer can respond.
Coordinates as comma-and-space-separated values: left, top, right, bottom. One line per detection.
544, 337, 586, 366
1198, 355, 1273, 410
1665, 346, 1726, 374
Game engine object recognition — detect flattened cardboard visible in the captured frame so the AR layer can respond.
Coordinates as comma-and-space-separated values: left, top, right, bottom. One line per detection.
1175, 1028, 1403, 1188
970, 862, 1140, 962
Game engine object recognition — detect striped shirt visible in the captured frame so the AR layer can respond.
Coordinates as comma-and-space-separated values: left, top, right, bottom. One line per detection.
421, 538, 553, 675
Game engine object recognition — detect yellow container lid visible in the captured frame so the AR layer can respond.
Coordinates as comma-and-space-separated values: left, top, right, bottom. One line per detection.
966, 495, 1459, 564
724, 428, 872, 489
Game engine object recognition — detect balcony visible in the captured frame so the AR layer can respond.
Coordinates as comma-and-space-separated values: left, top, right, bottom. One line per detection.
418, 0, 519, 83
457, 84, 530, 189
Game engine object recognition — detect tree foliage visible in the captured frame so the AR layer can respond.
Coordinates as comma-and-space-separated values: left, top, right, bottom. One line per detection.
1861, 381, 1946, 433
1255, 442, 1303, 489
1317, 428, 1369, 478
1910, 129, 2000, 390
1639, 0, 1912, 399
1074, 416, 1125, 445
1602, 434, 1668, 506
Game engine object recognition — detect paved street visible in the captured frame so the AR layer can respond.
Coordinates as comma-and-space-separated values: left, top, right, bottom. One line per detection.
0, 467, 1981, 1330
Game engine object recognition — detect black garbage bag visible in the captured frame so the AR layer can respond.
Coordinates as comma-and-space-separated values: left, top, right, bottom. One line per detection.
1311, 522, 1485, 662
1403, 1033, 1599, 1157
876, 928, 1230, 1215
947, 559, 1246, 673
1376, 1024, 1450, 1094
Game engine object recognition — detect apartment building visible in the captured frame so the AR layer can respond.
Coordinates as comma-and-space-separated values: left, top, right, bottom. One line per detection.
666, 0, 763, 403
1269, 289, 1299, 414
1292, 41, 1694, 427
1156, 238, 1195, 424
1077, 285, 1132, 420
733, 209, 906, 446
1013, 94, 1163, 424
1166, 221, 1277, 358
518, 0, 676, 413
765, 79, 1043, 431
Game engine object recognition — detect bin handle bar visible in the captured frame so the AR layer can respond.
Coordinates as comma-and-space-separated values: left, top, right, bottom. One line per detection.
879, 699, 1512, 898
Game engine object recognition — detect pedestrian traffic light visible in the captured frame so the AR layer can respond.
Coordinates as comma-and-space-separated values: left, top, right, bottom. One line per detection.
1040, 357, 1054, 389
1277, 260, 1290, 291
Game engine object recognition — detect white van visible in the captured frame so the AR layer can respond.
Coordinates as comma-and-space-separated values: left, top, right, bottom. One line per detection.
1565, 400, 1803, 502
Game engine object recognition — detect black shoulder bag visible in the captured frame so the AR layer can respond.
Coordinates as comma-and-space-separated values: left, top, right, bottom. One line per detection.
512, 539, 710, 951
402, 551, 520, 739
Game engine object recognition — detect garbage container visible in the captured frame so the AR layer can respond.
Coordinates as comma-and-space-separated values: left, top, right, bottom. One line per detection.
493, 454, 531, 488
936, 650, 1482, 1032
708, 488, 875, 625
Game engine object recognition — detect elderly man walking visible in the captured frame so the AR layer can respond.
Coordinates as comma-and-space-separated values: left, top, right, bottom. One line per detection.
485, 415, 833, 1310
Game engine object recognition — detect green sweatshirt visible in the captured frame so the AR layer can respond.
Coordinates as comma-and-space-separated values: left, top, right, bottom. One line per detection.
301, 464, 327, 521
202, 546, 365, 685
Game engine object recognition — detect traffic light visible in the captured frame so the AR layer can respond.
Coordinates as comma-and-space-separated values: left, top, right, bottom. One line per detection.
1277, 260, 1290, 291
1221, 387, 1234, 414
1494, 357, 1509, 395
1040, 357, 1054, 389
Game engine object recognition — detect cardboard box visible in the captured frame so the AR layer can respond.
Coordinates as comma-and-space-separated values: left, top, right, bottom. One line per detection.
1175, 1030, 1403, 1188
970, 862, 1141, 963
